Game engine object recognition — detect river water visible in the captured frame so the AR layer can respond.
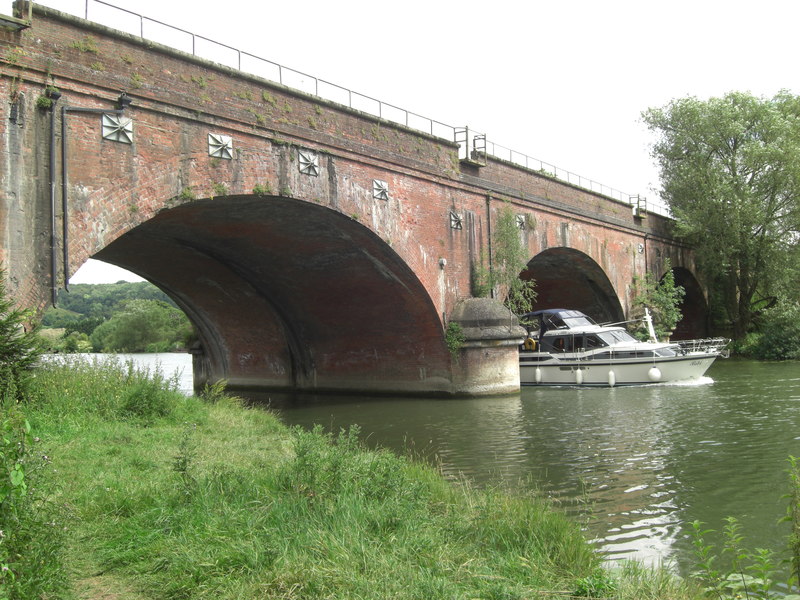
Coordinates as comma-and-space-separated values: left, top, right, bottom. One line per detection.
85, 353, 800, 575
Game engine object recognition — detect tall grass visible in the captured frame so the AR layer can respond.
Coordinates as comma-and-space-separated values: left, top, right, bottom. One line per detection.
0, 268, 71, 599
1, 384, 70, 599
22, 357, 700, 599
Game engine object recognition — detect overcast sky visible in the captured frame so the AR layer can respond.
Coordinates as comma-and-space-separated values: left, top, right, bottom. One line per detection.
38, 0, 796, 283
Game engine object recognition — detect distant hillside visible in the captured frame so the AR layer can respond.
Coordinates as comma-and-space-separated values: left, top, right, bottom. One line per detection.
41, 282, 193, 353
43, 282, 178, 326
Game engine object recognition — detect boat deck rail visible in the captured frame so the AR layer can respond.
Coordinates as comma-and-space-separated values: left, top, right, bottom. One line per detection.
676, 337, 730, 357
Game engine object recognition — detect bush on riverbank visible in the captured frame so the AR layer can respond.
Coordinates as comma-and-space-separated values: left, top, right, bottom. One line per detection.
17, 357, 702, 599
736, 301, 800, 360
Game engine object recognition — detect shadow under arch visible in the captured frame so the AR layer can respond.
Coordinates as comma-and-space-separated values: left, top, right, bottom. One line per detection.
521, 247, 624, 324
92, 195, 451, 395
671, 266, 709, 339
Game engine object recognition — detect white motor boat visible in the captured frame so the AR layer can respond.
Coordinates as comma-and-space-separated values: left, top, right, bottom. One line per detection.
519, 308, 729, 386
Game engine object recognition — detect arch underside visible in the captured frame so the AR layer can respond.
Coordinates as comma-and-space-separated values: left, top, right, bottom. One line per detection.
94, 196, 451, 395
522, 248, 624, 324
671, 267, 708, 339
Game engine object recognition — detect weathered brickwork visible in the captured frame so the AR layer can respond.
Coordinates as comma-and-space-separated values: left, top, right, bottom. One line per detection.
0, 5, 702, 395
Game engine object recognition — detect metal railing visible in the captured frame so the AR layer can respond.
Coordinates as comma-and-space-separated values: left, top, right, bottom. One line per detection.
37, 0, 670, 217
676, 338, 731, 357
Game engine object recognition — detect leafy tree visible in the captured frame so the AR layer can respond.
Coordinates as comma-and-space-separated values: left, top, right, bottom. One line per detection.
90, 299, 192, 352
643, 91, 800, 339
473, 203, 536, 315
631, 260, 685, 341
0, 269, 41, 401
40, 306, 80, 328
61, 332, 93, 353
65, 316, 105, 337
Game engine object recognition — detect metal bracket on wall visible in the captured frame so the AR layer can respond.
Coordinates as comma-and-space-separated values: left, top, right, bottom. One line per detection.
455, 127, 487, 167
0, 0, 32, 31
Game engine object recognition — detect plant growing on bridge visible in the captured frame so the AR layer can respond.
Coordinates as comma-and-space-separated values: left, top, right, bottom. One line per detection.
253, 183, 272, 196
262, 91, 277, 106
631, 259, 685, 341
473, 203, 536, 315
233, 89, 254, 101
190, 74, 209, 89
35, 94, 53, 110
445, 321, 465, 357
212, 182, 227, 197
248, 108, 267, 126
643, 92, 800, 339
70, 35, 98, 54
178, 186, 195, 202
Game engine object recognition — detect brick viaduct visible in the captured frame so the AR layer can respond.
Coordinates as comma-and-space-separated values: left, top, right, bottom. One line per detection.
0, 4, 707, 396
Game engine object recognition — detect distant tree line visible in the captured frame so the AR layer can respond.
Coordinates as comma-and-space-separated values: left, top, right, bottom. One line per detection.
42, 282, 194, 353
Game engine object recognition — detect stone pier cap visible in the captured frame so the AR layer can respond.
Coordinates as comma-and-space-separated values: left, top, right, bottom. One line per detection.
450, 298, 527, 347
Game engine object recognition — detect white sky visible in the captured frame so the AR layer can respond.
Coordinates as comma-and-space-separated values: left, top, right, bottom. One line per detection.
33, 0, 797, 283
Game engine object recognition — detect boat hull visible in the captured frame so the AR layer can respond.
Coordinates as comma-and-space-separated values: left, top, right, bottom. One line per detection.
519, 353, 719, 386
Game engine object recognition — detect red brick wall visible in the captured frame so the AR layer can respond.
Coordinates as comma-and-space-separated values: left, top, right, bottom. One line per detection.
0, 6, 701, 393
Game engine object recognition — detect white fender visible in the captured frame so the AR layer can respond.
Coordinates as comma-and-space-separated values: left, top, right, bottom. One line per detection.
535, 367, 542, 384
575, 368, 583, 385
648, 366, 662, 382
608, 370, 616, 387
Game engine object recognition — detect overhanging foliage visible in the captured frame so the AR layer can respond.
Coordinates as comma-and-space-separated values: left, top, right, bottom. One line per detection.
643, 91, 800, 338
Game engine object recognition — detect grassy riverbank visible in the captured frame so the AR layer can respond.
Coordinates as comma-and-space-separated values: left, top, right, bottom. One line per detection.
13, 358, 699, 599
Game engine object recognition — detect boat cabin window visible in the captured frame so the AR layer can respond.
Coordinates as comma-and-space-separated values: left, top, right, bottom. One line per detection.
541, 334, 606, 353
585, 335, 606, 349
655, 347, 678, 357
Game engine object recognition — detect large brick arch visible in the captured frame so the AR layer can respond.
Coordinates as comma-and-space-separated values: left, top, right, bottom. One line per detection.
522, 247, 624, 324
94, 194, 452, 394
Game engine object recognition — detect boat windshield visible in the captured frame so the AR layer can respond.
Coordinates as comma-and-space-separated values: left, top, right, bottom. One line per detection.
597, 330, 638, 345
562, 314, 595, 328
542, 310, 596, 330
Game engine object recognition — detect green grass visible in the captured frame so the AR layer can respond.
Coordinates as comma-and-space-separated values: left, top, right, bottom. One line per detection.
18, 357, 700, 599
